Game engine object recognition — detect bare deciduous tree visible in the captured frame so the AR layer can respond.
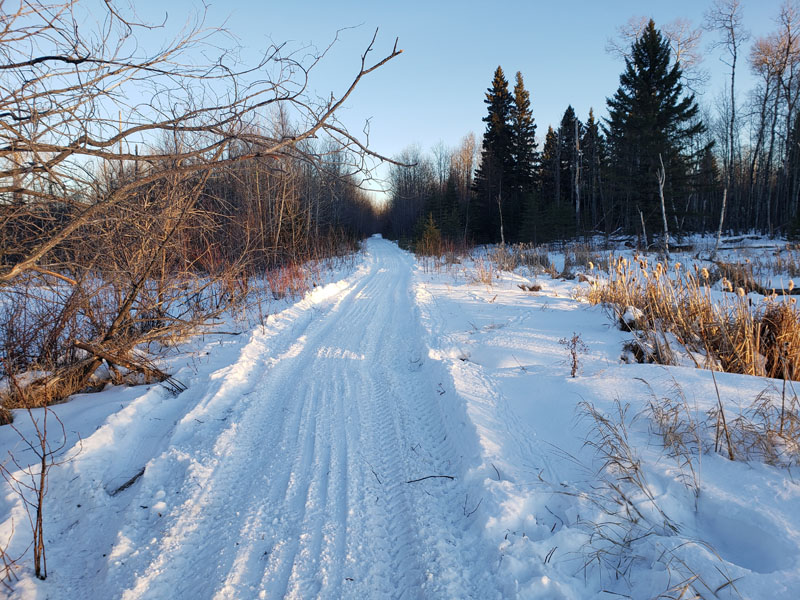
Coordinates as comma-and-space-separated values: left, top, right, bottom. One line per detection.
705, 0, 749, 195
0, 1, 403, 405
607, 15, 708, 89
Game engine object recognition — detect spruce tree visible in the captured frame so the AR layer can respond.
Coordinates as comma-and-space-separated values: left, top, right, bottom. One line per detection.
473, 66, 514, 243
558, 106, 583, 224
581, 108, 607, 233
511, 72, 538, 201
540, 126, 559, 208
535, 125, 573, 241
604, 19, 707, 242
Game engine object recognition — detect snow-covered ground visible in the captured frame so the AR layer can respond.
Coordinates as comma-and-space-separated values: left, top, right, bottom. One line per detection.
1, 237, 799, 598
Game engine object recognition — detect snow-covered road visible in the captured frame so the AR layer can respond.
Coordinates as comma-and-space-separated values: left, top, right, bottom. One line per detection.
25, 238, 500, 599
6, 237, 800, 599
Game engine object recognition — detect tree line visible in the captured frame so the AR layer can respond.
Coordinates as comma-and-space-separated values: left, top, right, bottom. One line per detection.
386, 1, 800, 247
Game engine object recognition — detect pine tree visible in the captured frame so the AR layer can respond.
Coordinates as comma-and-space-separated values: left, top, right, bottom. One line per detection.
473, 66, 514, 243
604, 19, 707, 242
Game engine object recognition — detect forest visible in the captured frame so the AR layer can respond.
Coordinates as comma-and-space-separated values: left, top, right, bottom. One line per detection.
385, 3, 800, 249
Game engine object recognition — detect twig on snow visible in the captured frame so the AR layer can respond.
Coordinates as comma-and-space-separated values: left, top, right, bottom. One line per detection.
405, 475, 454, 484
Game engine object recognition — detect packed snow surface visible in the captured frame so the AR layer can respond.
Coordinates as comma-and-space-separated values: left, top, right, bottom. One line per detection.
1, 237, 799, 599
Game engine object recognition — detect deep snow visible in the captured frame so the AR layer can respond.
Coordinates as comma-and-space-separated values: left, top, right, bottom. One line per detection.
1, 237, 799, 599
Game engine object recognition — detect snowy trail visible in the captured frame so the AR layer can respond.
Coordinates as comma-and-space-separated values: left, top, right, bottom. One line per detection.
8, 238, 800, 599
36, 238, 500, 600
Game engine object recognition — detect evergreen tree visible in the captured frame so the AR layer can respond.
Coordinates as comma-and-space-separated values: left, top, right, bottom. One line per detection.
696, 145, 722, 232
540, 126, 559, 208
511, 72, 538, 213
473, 66, 514, 242
430, 174, 461, 241
604, 19, 707, 242
581, 108, 607, 233
533, 125, 573, 241
558, 106, 584, 225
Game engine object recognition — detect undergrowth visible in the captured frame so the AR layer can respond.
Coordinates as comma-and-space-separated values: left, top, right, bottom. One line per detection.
587, 255, 800, 380
569, 398, 742, 598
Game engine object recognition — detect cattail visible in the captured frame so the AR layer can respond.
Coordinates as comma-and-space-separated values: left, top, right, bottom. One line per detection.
701, 267, 710, 279
588, 261, 594, 271
737, 287, 746, 298
790, 279, 795, 291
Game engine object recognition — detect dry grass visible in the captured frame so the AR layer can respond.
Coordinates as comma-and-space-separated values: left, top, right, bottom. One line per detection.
644, 380, 701, 504
588, 255, 800, 380
576, 399, 741, 597
645, 374, 800, 468
590, 255, 800, 464
710, 385, 800, 466
471, 257, 496, 286
487, 243, 553, 273
564, 244, 610, 276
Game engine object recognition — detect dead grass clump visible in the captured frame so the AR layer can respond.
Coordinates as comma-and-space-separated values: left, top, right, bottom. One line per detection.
492, 242, 553, 273
643, 374, 800, 468
776, 250, 800, 278
574, 399, 699, 589
747, 247, 800, 279
522, 244, 553, 272
564, 244, 608, 275
581, 400, 677, 532
644, 381, 701, 503
587, 255, 800, 380
709, 386, 800, 466
472, 258, 495, 286
489, 244, 520, 271
530, 398, 740, 595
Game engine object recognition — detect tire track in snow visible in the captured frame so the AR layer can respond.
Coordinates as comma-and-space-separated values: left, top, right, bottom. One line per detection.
63, 239, 501, 599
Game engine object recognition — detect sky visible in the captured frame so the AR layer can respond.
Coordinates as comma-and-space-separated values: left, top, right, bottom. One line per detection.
132, 0, 785, 196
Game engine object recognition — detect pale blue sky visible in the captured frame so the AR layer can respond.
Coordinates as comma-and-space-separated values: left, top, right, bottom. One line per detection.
134, 0, 782, 191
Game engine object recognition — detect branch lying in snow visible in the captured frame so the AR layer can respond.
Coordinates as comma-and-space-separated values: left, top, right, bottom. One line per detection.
73, 340, 186, 395
109, 467, 146, 497
405, 475, 455, 484
74, 341, 168, 382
